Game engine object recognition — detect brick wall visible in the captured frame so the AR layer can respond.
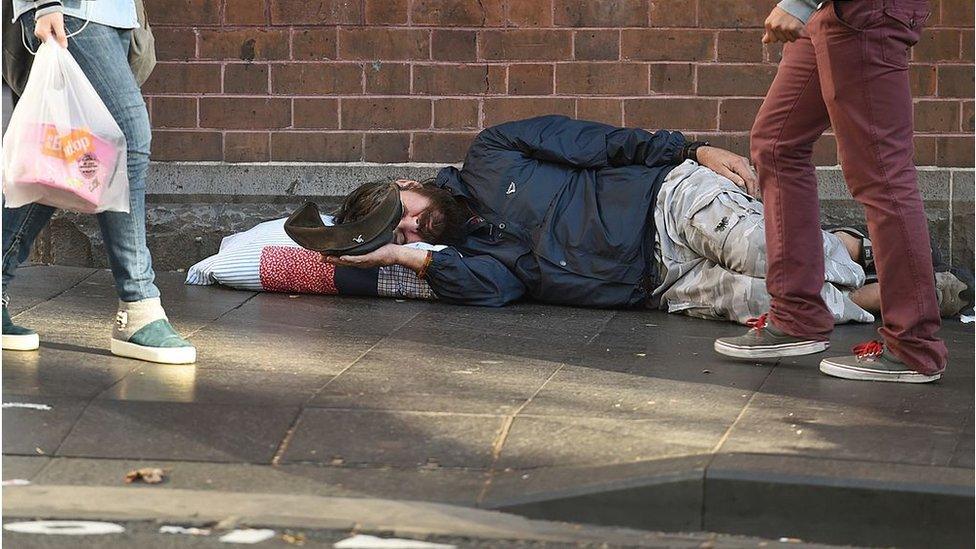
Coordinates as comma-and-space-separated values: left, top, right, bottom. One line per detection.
143, 0, 975, 166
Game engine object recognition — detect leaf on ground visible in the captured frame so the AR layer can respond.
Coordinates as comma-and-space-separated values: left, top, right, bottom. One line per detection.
124, 467, 166, 484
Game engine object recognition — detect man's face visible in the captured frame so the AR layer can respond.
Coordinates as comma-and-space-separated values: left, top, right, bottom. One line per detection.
393, 189, 433, 244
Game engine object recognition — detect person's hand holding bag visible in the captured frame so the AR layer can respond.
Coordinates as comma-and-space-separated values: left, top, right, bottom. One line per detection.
34, 12, 68, 48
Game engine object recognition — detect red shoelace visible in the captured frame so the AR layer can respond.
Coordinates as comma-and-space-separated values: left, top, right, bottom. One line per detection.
853, 340, 885, 358
745, 313, 768, 332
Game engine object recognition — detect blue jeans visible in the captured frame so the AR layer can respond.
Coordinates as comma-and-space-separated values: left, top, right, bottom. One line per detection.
2, 13, 158, 302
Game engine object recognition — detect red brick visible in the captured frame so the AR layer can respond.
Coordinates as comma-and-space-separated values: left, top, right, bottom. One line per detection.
928, 0, 943, 25
292, 28, 337, 60
556, 63, 648, 95
198, 29, 289, 61
342, 98, 432, 129
365, 63, 411, 94
574, 30, 620, 61
962, 30, 974, 61
152, 131, 222, 161
411, 0, 505, 26
507, 1, 553, 27
649, 63, 694, 94
913, 29, 961, 61
224, 63, 269, 94
694, 133, 750, 158
717, 30, 763, 62
366, 0, 408, 24
142, 63, 221, 94
554, 0, 647, 27
963, 101, 975, 132
763, 41, 783, 63
914, 136, 938, 165
223, 0, 267, 25
338, 29, 430, 61
936, 136, 974, 167
648, 0, 697, 26
509, 64, 554, 95
697, 64, 776, 96
914, 100, 961, 132
487, 65, 507, 95
152, 28, 196, 61
151, 97, 197, 128
434, 99, 480, 129
699, 0, 767, 28
432, 30, 477, 62
199, 98, 291, 129
365, 133, 411, 162
413, 65, 491, 95
483, 98, 575, 126
271, 132, 363, 161
719, 98, 762, 131
621, 30, 714, 61
577, 99, 623, 125
938, 65, 974, 97
625, 98, 718, 131
148, 0, 221, 25
941, 0, 974, 26
269, 0, 362, 25
910, 64, 939, 96
480, 30, 572, 61
272, 64, 363, 95
293, 99, 339, 129
224, 132, 270, 162
412, 132, 477, 162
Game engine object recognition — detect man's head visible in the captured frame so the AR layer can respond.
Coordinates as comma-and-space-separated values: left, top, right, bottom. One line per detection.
335, 179, 467, 245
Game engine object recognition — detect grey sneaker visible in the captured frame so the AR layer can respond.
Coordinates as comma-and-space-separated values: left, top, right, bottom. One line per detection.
714, 313, 829, 359
819, 341, 943, 383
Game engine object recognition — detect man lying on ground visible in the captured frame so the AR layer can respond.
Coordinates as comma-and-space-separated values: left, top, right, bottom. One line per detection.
188, 116, 972, 325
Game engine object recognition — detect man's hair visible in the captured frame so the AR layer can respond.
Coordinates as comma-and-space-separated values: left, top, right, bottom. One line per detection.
334, 179, 467, 244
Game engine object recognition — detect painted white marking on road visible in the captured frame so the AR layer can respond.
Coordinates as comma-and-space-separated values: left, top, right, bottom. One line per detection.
160, 525, 211, 536
3, 520, 125, 536
219, 529, 276, 544
334, 534, 457, 549
2, 403, 51, 410
1, 479, 31, 486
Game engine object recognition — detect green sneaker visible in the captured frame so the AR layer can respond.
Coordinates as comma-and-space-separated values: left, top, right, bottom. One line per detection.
2, 302, 39, 351
714, 313, 829, 359
111, 318, 196, 365
819, 341, 942, 383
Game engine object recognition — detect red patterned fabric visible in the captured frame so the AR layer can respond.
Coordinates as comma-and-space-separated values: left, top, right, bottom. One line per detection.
259, 246, 338, 294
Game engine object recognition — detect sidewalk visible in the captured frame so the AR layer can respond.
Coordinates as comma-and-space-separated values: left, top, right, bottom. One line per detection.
3, 265, 973, 547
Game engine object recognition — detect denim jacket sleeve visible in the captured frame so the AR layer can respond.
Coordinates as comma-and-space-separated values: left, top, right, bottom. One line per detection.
777, 0, 820, 23
478, 115, 685, 170
424, 248, 525, 307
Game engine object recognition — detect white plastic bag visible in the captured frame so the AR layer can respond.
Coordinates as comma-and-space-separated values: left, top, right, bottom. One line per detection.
2, 38, 129, 214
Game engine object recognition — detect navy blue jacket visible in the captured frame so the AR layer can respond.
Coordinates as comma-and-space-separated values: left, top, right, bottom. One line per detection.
425, 116, 686, 308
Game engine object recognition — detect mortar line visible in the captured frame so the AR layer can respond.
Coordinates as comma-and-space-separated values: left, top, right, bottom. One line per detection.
271, 308, 426, 466
183, 291, 260, 339
708, 364, 776, 455
9, 268, 100, 319
476, 363, 564, 505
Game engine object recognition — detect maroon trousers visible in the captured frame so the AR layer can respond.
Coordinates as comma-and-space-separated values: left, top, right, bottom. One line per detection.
752, 0, 947, 374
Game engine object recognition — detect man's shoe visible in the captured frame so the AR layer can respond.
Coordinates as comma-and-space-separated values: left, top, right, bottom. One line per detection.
111, 318, 196, 364
2, 304, 39, 351
819, 340, 942, 383
714, 313, 829, 359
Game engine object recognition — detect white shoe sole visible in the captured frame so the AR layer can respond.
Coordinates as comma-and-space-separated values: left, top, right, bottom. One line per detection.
819, 359, 942, 383
2, 333, 40, 351
111, 338, 196, 365
714, 339, 829, 359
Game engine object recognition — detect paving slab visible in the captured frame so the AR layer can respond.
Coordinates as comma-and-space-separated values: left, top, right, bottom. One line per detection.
1, 456, 51, 481
2, 265, 97, 315
311, 339, 562, 414
2, 345, 136, 399
32, 457, 488, 505
281, 409, 504, 469
55, 401, 298, 463
1, 395, 89, 456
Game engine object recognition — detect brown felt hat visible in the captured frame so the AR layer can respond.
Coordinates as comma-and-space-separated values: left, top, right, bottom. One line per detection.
284, 184, 403, 256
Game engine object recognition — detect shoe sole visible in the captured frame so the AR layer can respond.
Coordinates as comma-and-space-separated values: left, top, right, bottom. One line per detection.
111, 339, 196, 365
2, 333, 40, 351
714, 339, 829, 359
819, 359, 942, 383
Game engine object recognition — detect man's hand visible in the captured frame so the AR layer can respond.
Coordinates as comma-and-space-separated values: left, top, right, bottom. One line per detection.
696, 146, 760, 198
35, 12, 68, 48
321, 243, 431, 272
763, 6, 805, 44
